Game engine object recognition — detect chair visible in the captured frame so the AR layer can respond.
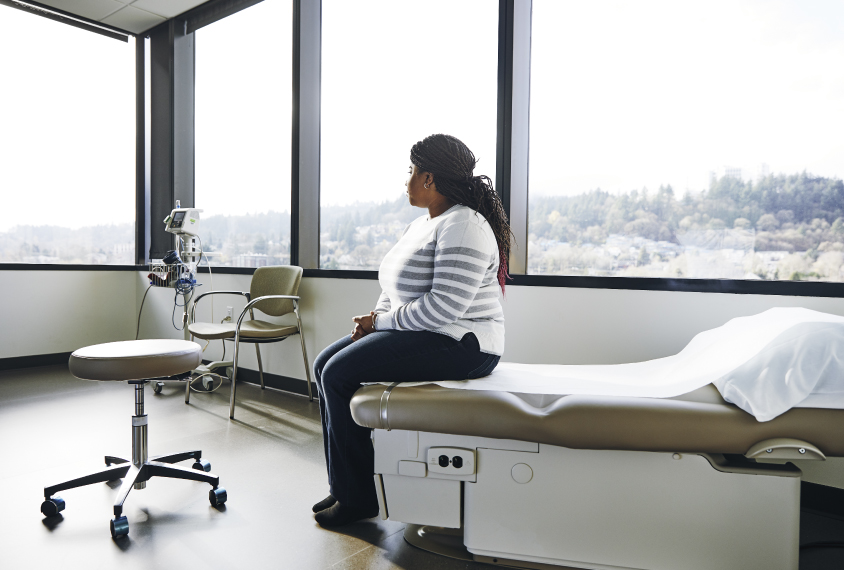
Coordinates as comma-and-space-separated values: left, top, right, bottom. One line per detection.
188, 265, 313, 419
41, 339, 228, 539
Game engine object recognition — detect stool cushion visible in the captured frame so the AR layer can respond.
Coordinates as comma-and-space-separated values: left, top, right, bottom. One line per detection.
69, 340, 202, 381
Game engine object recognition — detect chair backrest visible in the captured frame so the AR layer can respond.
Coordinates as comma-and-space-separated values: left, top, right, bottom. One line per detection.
250, 266, 303, 317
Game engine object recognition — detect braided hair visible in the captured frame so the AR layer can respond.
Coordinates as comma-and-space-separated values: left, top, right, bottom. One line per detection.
410, 134, 513, 292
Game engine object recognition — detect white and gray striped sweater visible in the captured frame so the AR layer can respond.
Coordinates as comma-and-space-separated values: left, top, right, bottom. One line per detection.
373, 204, 505, 355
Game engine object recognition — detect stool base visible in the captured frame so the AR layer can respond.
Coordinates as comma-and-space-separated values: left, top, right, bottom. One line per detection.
42, 450, 226, 538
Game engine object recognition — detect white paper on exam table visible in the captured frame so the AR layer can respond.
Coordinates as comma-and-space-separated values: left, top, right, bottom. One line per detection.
379, 308, 844, 421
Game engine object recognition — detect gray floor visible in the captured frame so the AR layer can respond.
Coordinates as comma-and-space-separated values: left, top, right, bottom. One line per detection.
1, 365, 843, 570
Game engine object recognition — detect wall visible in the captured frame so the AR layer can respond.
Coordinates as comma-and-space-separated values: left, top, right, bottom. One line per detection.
5, 269, 844, 487
135, 271, 379, 382
0, 270, 136, 359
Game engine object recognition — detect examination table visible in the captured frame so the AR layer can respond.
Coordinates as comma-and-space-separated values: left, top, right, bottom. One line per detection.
351, 382, 844, 570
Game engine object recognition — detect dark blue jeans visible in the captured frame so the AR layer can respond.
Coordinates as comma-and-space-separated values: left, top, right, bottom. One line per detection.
313, 330, 500, 510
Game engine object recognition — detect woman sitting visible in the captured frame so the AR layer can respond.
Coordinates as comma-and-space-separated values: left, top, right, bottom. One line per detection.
312, 133, 512, 527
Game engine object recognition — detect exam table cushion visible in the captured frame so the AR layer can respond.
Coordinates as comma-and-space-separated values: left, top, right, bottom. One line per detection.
367, 308, 844, 422
350, 383, 844, 457
188, 320, 299, 340
69, 339, 202, 381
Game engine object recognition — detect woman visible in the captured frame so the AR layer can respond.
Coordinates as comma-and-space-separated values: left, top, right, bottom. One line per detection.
312, 134, 512, 527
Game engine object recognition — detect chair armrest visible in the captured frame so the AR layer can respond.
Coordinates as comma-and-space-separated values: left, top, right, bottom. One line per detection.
190, 290, 251, 324
234, 295, 301, 334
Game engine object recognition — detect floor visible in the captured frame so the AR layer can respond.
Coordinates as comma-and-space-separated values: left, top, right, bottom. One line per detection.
1, 365, 842, 570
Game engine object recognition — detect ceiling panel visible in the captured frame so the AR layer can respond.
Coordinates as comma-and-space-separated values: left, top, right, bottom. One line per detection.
131, 0, 206, 20
28, 0, 212, 34
36, 0, 125, 21
100, 4, 165, 33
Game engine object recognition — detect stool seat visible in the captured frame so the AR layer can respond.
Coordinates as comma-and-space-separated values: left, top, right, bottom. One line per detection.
69, 339, 202, 381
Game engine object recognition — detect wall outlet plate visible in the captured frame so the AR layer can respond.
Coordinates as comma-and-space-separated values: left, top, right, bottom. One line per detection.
427, 447, 475, 476
226, 306, 233, 319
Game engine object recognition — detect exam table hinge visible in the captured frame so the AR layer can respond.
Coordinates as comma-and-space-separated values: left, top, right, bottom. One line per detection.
745, 438, 826, 461
379, 382, 400, 431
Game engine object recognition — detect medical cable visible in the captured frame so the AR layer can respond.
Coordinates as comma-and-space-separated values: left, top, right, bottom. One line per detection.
135, 284, 153, 340
193, 233, 213, 323
168, 234, 203, 331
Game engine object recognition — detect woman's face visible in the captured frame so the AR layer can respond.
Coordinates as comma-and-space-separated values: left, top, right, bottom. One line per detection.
405, 164, 436, 208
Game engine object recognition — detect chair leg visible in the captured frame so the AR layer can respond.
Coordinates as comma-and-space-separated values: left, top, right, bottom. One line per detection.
185, 372, 192, 404
297, 314, 314, 401
186, 335, 195, 404
229, 336, 241, 419
44, 463, 132, 499
105, 456, 129, 467
255, 344, 265, 390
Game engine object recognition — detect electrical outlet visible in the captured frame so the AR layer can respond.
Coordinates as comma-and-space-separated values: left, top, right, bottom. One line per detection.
427, 447, 475, 476
226, 306, 233, 320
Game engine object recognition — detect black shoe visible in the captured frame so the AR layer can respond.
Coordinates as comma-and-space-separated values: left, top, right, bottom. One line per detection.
312, 494, 337, 513
314, 501, 379, 527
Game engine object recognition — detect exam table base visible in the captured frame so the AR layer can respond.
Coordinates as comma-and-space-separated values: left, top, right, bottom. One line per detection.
376, 430, 801, 570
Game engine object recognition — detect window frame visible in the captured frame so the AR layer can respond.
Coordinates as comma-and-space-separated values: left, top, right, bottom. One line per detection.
8, 0, 844, 299
0, 1, 140, 270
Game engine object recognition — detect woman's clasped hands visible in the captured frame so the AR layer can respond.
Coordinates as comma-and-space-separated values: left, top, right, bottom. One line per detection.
350, 311, 376, 341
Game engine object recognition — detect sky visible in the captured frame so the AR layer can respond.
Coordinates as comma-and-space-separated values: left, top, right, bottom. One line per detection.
0, 8, 135, 231
529, 0, 844, 197
2, 0, 844, 231
195, 0, 293, 220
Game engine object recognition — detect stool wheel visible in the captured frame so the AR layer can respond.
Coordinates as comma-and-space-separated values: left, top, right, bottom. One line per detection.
153, 382, 164, 394
110, 515, 129, 538
209, 487, 227, 507
193, 460, 211, 472
41, 496, 65, 517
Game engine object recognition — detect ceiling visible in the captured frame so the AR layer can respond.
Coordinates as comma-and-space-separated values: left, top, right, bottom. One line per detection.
34, 0, 210, 34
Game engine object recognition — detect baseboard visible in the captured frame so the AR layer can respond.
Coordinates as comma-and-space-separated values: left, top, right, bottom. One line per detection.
802, 481, 844, 520
201, 360, 317, 398
0, 352, 73, 371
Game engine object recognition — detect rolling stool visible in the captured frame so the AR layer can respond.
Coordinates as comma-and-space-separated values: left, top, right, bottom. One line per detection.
40, 339, 228, 538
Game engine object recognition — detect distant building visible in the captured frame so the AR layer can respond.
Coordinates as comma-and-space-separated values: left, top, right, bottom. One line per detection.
234, 253, 269, 268
723, 166, 742, 180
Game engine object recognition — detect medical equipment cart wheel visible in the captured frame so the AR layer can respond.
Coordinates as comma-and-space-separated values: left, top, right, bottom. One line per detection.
193, 460, 211, 472
209, 487, 227, 507
110, 515, 129, 538
40, 496, 65, 517
153, 382, 164, 394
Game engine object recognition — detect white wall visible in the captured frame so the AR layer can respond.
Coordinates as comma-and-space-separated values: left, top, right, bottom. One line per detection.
503, 285, 844, 364
6, 269, 844, 486
0, 270, 136, 358
135, 271, 379, 381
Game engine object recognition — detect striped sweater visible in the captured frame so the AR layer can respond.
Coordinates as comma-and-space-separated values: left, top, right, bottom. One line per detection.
372, 204, 505, 355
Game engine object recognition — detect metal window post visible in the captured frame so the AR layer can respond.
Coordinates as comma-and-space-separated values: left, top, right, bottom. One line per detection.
292, 0, 321, 269
148, 20, 196, 261
496, 0, 532, 275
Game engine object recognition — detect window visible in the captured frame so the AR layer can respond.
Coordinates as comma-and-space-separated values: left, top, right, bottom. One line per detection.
320, 0, 498, 270
195, 0, 292, 268
528, 0, 844, 282
0, 8, 135, 264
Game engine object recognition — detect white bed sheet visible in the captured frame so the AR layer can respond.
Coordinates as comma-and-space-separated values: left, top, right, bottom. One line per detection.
384, 308, 844, 421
